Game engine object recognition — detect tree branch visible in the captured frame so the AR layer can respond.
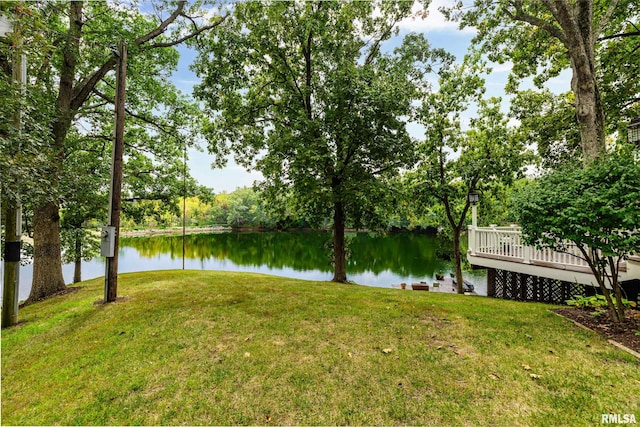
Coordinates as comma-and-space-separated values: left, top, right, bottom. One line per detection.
91, 88, 178, 137
146, 13, 228, 48
505, 0, 568, 45
364, 21, 396, 66
595, 0, 620, 38
598, 30, 640, 41
133, 0, 187, 46
71, 1, 223, 112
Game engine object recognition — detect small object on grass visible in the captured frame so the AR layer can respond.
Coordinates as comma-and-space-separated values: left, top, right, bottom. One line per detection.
382, 348, 393, 354
530, 373, 541, 380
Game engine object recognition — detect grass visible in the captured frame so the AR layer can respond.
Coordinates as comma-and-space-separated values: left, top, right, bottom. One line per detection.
2, 271, 639, 426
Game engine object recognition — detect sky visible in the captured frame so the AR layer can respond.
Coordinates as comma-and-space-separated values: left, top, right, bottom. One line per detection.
171, 0, 571, 193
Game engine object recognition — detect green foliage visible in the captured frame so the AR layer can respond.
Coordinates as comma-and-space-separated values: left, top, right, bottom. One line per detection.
405, 55, 531, 292
515, 144, 640, 322
445, 0, 640, 150
0, 3, 56, 206
515, 145, 640, 257
1, 1, 225, 298
566, 294, 637, 310
410, 57, 531, 230
225, 187, 266, 227
510, 90, 580, 167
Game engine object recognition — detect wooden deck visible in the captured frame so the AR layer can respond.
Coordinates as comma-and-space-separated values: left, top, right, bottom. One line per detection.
467, 225, 639, 286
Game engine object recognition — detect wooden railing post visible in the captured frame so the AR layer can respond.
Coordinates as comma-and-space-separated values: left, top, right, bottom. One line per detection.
468, 225, 476, 255
523, 245, 531, 264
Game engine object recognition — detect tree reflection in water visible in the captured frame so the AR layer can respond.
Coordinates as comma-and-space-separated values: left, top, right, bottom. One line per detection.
121, 231, 454, 279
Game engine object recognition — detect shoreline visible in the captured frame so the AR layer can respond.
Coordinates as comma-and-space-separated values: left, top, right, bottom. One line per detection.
120, 226, 441, 238
120, 226, 232, 237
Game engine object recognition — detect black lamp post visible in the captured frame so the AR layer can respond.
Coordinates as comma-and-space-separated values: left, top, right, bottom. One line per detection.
628, 117, 640, 147
468, 189, 479, 205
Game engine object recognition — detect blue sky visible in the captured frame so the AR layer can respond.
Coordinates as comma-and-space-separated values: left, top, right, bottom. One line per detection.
171, 0, 571, 193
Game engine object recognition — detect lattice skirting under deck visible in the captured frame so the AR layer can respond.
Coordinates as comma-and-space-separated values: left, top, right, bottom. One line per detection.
488, 268, 585, 304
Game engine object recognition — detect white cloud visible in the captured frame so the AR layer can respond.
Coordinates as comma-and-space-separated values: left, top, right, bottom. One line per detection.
398, 0, 476, 34
489, 62, 513, 73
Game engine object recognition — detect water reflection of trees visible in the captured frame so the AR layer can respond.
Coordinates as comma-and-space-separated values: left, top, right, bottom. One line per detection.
120, 231, 452, 277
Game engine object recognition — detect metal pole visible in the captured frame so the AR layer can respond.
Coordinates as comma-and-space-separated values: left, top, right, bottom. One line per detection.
104, 41, 127, 303
2, 21, 24, 328
182, 143, 186, 270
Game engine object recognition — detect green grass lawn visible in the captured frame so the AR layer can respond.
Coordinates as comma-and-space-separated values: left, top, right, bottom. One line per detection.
2, 271, 639, 426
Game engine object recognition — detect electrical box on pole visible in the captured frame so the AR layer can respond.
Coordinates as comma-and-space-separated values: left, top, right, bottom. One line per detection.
100, 226, 116, 258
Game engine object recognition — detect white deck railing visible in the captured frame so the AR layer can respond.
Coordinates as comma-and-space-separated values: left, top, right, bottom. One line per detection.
468, 225, 590, 269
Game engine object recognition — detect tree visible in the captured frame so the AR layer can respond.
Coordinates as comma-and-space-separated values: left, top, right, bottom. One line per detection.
446, 0, 640, 160
226, 187, 265, 228
411, 59, 530, 293
514, 145, 640, 322
59, 131, 109, 283
509, 89, 580, 167
193, 1, 449, 282
3, 1, 226, 303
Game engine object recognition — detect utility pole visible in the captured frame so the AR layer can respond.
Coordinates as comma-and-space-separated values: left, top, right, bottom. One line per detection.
104, 41, 127, 303
182, 142, 187, 270
1, 15, 24, 328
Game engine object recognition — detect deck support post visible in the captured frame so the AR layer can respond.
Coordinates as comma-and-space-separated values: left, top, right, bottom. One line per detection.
487, 268, 496, 297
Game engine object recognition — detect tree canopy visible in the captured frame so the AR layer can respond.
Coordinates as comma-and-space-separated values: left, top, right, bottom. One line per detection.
446, 0, 640, 160
1, 0, 226, 303
193, 0, 450, 282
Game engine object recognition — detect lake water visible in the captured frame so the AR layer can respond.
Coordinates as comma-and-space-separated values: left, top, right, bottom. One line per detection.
8, 231, 487, 301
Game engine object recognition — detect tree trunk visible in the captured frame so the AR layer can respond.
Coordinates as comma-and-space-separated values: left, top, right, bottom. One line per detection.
332, 200, 347, 283
452, 228, 464, 294
28, 1, 82, 302
27, 201, 66, 303
73, 234, 82, 283
512, 1, 606, 160
560, 0, 605, 160
570, 63, 605, 161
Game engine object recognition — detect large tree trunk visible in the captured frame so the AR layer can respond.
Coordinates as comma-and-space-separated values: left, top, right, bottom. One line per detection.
28, 1, 82, 302
27, 201, 66, 303
332, 200, 347, 283
512, 1, 606, 160
556, 0, 605, 160
570, 59, 605, 161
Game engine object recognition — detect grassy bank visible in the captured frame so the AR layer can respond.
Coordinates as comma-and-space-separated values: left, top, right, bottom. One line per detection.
2, 271, 638, 425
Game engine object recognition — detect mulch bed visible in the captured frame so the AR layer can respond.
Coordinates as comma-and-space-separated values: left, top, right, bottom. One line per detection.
553, 307, 640, 353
